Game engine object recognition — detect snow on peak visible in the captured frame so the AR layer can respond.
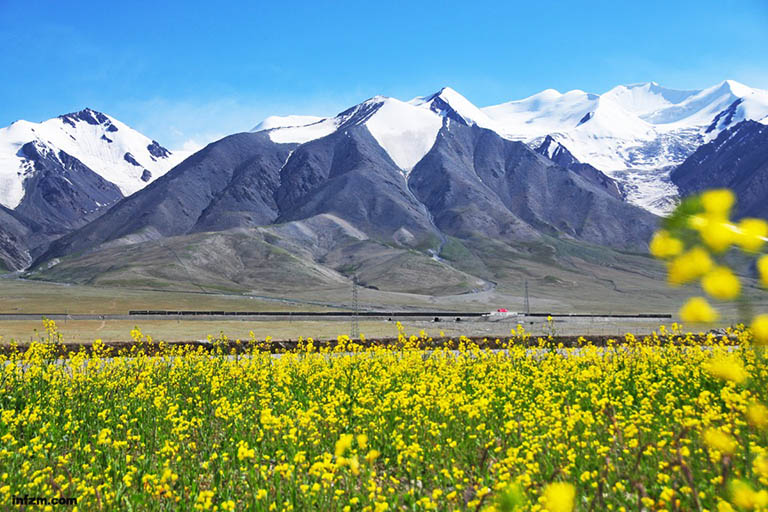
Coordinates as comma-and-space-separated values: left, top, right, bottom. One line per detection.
602, 82, 700, 117
482, 87, 600, 141
0, 109, 185, 209
362, 97, 443, 171
409, 86, 499, 131
722, 79, 754, 97
254, 95, 444, 172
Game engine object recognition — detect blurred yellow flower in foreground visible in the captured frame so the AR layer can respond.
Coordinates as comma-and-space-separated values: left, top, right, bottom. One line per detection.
730, 479, 768, 510
751, 314, 768, 345
703, 428, 738, 456
703, 353, 747, 384
699, 218, 737, 253
700, 189, 735, 216
650, 230, 683, 259
541, 482, 576, 512
746, 402, 768, 429
737, 218, 767, 252
679, 296, 719, 323
702, 266, 741, 300
667, 247, 713, 285
759, 255, 768, 287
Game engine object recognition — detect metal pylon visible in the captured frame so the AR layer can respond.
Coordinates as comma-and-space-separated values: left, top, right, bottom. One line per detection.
351, 276, 360, 339
524, 279, 530, 315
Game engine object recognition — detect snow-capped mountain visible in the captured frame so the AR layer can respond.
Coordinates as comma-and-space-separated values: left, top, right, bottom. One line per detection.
0, 108, 189, 269
253, 87, 521, 172
254, 95, 444, 172
482, 80, 768, 213
0, 108, 187, 210
253, 81, 768, 214
482, 80, 768, 171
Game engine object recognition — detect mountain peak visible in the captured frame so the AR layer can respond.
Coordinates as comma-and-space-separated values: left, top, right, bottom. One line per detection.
0, 108, 184, 210
58, 108, 116, 130
409, 87, 497, 130
431, 86, 463, 101
721, 79, 754, 97
524, 88, 563, 101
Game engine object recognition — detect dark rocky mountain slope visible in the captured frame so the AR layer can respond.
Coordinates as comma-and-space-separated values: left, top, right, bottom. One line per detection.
671, 120, 768, 218
38, 132, 295, 263
534, 136, 623, 200
410, 124, 655, 250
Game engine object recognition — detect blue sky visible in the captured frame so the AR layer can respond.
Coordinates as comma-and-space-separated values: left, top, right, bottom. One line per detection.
1, 0, 767, 150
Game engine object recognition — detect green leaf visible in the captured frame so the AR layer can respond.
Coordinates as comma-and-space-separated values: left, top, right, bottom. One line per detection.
663, 195, 703, 232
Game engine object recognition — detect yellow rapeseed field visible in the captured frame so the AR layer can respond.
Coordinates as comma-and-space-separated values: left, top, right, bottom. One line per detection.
1, 321, 767, 511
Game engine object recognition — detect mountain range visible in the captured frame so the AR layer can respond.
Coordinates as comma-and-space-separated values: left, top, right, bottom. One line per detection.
255, 81, 768, 214
1, 80, 766, 300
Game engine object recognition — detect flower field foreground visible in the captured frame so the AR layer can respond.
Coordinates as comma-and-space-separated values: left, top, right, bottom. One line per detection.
2, 325, 768, 511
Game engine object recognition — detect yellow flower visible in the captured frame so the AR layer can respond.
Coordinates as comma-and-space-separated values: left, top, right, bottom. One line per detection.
195, 490, 215, 511
700, 189, 735, 215
730, 479, 768, 510
237, 441, 254, 461
679, 297, 719, 324
365, 449, 380, 463
751, 314, 768, 345
356, 434, 368, 451
754, 455, 768, 478
96, 428, 112, 445
737, 218, 767, 251
746, 402, 768, 429
335, 433, 354, 457
704, 353, 747, 384
348, 455, 360, 475
668, 247, 713, 285
701, 266, 741, 300
699, 217, 737, 253
759, 255, 768, 287
221, 500, 236, 512
650, 230, 683, 259
703, 428, 738, 455
541, 482, 576, 512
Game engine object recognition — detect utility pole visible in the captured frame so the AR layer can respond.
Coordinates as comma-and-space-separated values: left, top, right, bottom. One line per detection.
524, 280, 530, 316
351, 276, 360, 339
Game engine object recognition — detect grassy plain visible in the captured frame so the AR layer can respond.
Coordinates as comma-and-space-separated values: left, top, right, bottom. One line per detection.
0, 317, 681, 344
0, 278, 333, 315
1, 277, 767, 344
